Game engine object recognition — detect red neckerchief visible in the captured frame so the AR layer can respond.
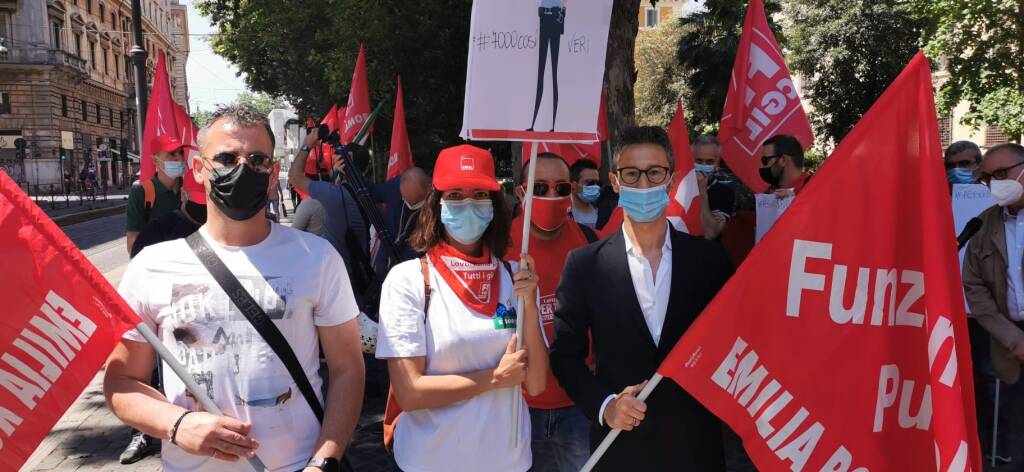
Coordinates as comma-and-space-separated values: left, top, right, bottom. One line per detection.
427, 242, 500, 316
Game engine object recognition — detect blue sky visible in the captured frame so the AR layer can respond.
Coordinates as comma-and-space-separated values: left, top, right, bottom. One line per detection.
182, 0, 248, 113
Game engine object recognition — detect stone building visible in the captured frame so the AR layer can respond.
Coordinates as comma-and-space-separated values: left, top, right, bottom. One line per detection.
0, 0, 189, 192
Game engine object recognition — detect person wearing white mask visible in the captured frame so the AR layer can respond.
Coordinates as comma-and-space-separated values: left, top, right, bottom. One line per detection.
125, 135, 190, 257
692, 135, 735, 240
964, 143, 1024, 467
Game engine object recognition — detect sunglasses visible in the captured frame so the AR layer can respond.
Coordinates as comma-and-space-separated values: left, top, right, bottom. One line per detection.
206, 151, 274, 171
527, 181, 573, 197
944, 160, 977, 170
578, 178, 600, 187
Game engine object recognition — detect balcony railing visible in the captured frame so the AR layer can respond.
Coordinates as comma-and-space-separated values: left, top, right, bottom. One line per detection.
0, 48, 87, 74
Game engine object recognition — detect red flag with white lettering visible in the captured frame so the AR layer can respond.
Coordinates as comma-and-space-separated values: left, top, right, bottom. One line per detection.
658, 53, 980, 472
342, 44, 371, 145
387, 76, 413, 180
718, 0, 813, 194
140, 50, 181, 181
172, 103, 205, 204
665, 100, 703, 236
0, 170, 141, 470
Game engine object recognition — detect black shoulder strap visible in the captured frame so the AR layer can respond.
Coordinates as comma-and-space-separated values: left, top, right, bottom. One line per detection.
185, 232, 325, 424
577, 222, 599, 243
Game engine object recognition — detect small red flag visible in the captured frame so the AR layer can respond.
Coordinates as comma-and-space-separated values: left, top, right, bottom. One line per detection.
387, 76, 413, 180
140, 50, 181, 181
321, 104, 340, 132
718, 0, 813, 193
171, 103, 204, 204
342, 44, 371, 144
665, 100, 703, 236
659, 52, 980, 472
0, 170, 141, 470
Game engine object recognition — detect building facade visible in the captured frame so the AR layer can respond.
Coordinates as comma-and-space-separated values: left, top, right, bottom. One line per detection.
0, 0, 189, 192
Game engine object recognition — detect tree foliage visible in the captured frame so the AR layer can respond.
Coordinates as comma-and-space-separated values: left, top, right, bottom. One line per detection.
234, 91, 290, 116
785, 0, 927, 146
635, 21, 688, 128
915, 0, 1024, 140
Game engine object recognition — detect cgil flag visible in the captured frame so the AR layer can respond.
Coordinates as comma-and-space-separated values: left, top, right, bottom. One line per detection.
665, 99, 703, 237
718, 0, 813, 194
0, 170, 141, 470
387, 76, 413, 180
657, 52, 981, 472
342, 44, 371, 145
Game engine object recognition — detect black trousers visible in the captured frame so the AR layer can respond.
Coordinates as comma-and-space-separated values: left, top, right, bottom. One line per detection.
530, 11, 563, 130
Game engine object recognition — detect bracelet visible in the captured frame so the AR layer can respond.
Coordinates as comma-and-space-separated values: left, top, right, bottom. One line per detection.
169, 410, 194, 445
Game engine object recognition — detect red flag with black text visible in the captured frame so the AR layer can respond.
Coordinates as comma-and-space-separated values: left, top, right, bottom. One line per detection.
718, 0, 813, 194
658, 53, 980, 472
342, 44, 371, 145
387, 76, 413, 180
0, 171, 141, 470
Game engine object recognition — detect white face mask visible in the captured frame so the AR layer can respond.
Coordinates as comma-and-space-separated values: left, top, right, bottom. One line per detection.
990, 167, 1024, 207
162, 160, 186, 178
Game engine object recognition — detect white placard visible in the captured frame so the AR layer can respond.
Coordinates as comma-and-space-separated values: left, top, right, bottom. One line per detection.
755, 194, 795, 243
952, 184, 995, 315
61, 131, 75, 149
461, 0, 613, 143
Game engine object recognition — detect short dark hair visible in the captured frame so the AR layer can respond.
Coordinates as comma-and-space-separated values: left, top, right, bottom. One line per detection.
985, 143, 1024, 162
569, 158, 598, 182
198, 103, 276, 151
945, 140, 982, 162
408, 190, 512, 260
519, 152, 569, 185
613, 126, 674, 171
692, 135, 721, 149
763, 134, 804, 168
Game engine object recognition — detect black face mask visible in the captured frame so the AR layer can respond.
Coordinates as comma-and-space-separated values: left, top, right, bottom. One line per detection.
759, 162, 782, 187
207, 164, 270, 221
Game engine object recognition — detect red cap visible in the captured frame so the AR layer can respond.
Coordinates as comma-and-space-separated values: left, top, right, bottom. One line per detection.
151, 134, 194, 154
432, 144, 501, 191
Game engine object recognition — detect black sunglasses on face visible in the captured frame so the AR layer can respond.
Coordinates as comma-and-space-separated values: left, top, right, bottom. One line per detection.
207, 151, 273, 170
527, 181, 573, 197
944, 160, 977, 170
578, 179, 599, 187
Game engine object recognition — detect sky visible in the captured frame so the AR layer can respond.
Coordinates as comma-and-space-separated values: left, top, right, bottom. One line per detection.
182, 0, 248, 113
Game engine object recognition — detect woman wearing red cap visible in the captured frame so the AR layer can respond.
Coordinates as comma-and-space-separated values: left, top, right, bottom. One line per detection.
376, 144, 547, 472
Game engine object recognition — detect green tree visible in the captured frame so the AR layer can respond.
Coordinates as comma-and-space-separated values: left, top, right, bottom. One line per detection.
635, 20, 688, 128
915, 0, 1024, 140
785, 0, 927, 145
235, 91, 290, 116
192, 108, 214, 128
675, 0, 783, 134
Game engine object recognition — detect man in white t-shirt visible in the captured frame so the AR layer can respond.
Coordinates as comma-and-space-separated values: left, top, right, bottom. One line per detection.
104, 104, 365, 472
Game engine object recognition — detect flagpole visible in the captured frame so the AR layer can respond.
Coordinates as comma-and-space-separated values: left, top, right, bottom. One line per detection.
579, 373, 664, 472
134, 322, 269, 472
511, 141, 539, 449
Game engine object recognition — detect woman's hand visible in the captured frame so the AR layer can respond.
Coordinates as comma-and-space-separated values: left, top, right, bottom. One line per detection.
513, 254, 538, 300
491, 336, 528, 389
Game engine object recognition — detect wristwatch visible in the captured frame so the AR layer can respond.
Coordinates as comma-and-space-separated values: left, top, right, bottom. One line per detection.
300, 144, 312, 153
306, 457, 340, 472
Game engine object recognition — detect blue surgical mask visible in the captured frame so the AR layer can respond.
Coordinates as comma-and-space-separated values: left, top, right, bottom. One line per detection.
163, 161, 186, 178
694, 163, 716, 175
617, 184, 669, 223
580, 184, 601, 204
947, 167, 976, 185
440, 199, 494, 244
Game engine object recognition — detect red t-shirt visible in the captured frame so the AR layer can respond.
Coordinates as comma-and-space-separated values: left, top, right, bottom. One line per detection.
510, 215, 589, 409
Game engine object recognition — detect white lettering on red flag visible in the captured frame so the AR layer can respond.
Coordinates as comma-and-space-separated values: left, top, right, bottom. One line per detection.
0, 171, 140, 470
658, 53, 981, 472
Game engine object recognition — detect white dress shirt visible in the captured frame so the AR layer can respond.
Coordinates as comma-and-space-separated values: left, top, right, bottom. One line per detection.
1005, 209, 1024, 321
599, 224, 673, 425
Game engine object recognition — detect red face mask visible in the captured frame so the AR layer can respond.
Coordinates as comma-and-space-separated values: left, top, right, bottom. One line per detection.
530, 196, 571, 231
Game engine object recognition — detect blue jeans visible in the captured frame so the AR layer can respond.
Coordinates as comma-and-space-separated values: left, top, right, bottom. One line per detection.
528, 406, 591, 472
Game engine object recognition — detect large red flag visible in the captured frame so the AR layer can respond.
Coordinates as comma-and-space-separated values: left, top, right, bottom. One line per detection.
342, 44, 371, 145
387, 76, 413, 180
140, 49, 180, 180
0, 170, 141, 470
172, 103, 204, 204
658, 52, 980, 471
665, 100, 703, 236
718, 0, 813, 194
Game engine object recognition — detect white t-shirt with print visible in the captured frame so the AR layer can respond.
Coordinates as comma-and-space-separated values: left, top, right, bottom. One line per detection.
376, 257, 531, 472
120, 223, 359, 472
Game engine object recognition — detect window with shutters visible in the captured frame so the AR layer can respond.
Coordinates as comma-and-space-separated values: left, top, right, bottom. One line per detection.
986, 125, 1010, 146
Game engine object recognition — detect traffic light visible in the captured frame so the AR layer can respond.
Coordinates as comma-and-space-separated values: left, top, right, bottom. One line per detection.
59, 148, 67, 161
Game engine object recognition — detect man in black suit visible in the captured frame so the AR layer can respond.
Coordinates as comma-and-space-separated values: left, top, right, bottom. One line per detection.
551, 126, 733, 471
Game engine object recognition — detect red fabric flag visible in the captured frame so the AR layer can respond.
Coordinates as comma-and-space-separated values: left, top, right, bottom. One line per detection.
665, 100, 703, 236
171, 103, 205, 204
387, 76, 413, 180
658, 52, 980, 472
0, 170, 141, 470
718, 0, 813, 194
342, 44, 371, 144
140, 50, 180, 181
321, 104, 340, 132
577, 90, 610, 158
305, 105, 341, 176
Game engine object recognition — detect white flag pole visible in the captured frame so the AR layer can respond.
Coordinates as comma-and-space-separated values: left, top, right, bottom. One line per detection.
511, 141, 540, 448
579, 373, 665, 472
135, 322, 269, 472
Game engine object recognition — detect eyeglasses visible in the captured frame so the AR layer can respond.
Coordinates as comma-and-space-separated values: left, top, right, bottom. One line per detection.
527, 180, 573, 197
205, 151, 274, 171
761, 154, 782, 166
944, 160, 978, 170
616, 166, 670, 185
977, 161, 1024, 186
